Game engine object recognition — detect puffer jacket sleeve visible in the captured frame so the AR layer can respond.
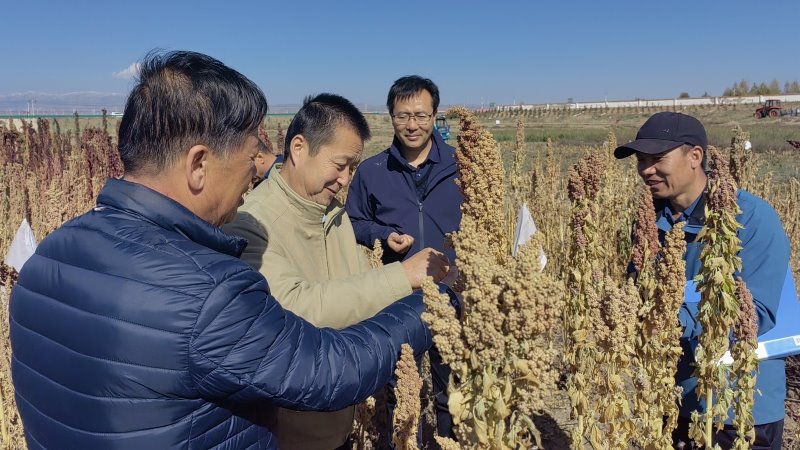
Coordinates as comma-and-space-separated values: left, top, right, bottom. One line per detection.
188, 266, 431, 411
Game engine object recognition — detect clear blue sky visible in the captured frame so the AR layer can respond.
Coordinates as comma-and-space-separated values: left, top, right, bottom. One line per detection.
1, 0, 798, 108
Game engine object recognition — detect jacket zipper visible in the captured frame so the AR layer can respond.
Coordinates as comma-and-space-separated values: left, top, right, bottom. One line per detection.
409, 160, 436, 255
417, 200, 425, 250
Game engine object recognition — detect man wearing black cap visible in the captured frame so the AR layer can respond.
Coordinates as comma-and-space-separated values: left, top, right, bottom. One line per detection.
615, 112, 790, 449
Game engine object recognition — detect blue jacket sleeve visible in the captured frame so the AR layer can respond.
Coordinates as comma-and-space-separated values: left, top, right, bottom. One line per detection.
188, 268, 432, 411
735, 197, 790, 337
346, 168, 397, 246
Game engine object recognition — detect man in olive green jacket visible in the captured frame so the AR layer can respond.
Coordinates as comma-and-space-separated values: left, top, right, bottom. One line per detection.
224, 93, 452, 450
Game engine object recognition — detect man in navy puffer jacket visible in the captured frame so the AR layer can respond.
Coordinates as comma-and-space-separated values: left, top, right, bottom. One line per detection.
9, 51, 433, 450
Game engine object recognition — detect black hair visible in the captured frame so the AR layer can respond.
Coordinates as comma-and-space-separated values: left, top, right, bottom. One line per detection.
284, 93, 370, 158
386, 75, 440, 115
118, 50, 268, 174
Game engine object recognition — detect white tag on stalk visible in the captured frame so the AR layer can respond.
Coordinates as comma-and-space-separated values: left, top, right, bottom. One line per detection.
512, 203, 547, 271
5, 219, 37, 272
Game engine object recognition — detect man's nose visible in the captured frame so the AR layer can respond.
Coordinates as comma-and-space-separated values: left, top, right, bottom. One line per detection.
339, 170, 352, 187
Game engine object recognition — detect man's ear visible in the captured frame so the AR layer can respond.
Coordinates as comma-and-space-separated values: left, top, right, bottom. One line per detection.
689, 145, 704, 169
185, 145, 211, 192
288, 135, 308, 164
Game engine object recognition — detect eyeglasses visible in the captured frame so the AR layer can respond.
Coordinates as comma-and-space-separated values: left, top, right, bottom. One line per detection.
391, 112, 433, 125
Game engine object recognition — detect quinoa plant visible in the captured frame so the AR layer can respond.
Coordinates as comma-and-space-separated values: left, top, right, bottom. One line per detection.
635, 219, 687, 450
508, 117, 530, 249
590, 277, 640, 448
419, 108, 565, 449
276, 123, 285, 155
368, 238, 384, 269
689, 146, 744, 449
392, 344, 423, 450
728, 125, 755, 191
258, 120, 275, 154
527, 138, 568, 275
565, 152, 606, 449
729, 279, 759, 450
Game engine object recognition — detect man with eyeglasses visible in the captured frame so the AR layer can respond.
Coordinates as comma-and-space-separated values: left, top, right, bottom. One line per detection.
346, 75, 463, 441
347, 75, 462, 266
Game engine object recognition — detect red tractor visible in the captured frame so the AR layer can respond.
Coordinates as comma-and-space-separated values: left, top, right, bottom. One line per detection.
754, 99, 800, 118
754, 99, 783, 118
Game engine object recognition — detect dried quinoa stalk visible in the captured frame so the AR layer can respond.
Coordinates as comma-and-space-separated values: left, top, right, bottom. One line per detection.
392, 344, 422, 450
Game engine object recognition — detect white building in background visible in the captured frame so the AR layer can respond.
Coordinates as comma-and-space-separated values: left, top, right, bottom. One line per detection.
497, 94, 800, 111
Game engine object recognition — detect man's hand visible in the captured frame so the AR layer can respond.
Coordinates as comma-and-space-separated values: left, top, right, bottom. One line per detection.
387, 232, 414, 254
440, 264, 459, 289
401, 248, 450, 289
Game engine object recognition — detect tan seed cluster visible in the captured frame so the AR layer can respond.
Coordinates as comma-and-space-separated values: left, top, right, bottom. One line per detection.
630, 188, 660, 274
368, 238, 383, 269
392, 344, 422, 450
730, 278, 759, 450
421, 278, 465, 368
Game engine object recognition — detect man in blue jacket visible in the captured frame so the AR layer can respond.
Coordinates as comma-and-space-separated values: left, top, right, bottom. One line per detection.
346, 76, 463, 441
346, 75, 462, 266
615, 112, 789, 450
9, 50, 432, 450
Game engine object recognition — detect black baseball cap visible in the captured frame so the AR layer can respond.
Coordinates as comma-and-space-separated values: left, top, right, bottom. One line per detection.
614, 112, 708, 159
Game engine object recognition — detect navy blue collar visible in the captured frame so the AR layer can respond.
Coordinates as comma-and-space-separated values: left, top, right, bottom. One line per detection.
98, 178, 247, 257
389, 130, 444, 170
655, 192, 706, 235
